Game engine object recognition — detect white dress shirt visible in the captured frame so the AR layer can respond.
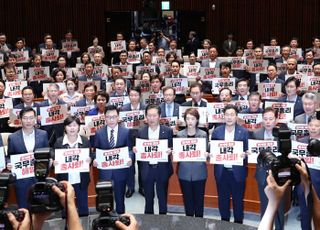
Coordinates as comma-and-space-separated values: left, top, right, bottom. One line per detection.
148, 125, 160, 164
22, 129, 35, 153
107, 125, 119, 147
224, 127, 235, 168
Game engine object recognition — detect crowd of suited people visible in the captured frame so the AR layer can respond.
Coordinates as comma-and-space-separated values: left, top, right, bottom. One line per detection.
1, 30, 320, 229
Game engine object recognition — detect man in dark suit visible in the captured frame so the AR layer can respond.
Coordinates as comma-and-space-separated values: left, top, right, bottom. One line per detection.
274, 45, 291, 64
75, 83, 97, 107
94, 105, 133, 214
7, 107, 49, 208
211, 104, 249, 224
240, 92, 264, 114
134, 104, 173, 214
59, 31, 80, 67
38, 83, 66, 146
120, 86, 146, 198
135, 51, 160, 75
232, 78, 250, 101
168, 60, 187, 104
14, 86, 40, 109
251, 107, 285, 230
262, 64, 285, 85
160, 86, 180, 117
78, 62, 105, 91
184, 31, 200, 56
295, 92, 318, 124
182, 82, 207, 107
278, 76, 304, 117
222, 33, 237, 56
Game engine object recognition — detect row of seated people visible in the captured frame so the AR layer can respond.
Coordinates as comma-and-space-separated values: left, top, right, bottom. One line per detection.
0, 73, 319, 229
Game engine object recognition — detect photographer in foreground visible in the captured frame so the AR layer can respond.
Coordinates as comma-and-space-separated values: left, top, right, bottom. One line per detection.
6, 181, 83, 230
258, 160, 320, 230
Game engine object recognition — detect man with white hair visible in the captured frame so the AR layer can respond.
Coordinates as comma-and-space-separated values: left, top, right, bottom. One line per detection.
294, 92, 318, 124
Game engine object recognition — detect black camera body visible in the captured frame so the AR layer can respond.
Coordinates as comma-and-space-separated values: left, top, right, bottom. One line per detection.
258, 125, 301, 186
29, 148, 64, 213
0, 173, 22, 230
92, 181, 130, 230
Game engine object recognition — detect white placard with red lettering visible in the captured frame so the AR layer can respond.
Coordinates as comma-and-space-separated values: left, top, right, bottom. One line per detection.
61, 41, 78, 52
111, 40, 126, 53
210, 141, 244, 165
135, 65, 156, 76
287, 122, 309, 141
290, 48, 303, 60
211, 78, 236, 95
40, 104, 68, 126
96, 147, 130, 170
164, 78, 188, 94
119, 110, 145, 129
306, 76, 320, 93
152, 56, 166, 66
297, 64, 313, 76
55, 148, 90, 174
11, 51, 29, 63
199, 67, 219, 80
197, 49, 209, 61
172, 138, 207, 162
264, 101, 295, 123
263, 46, 280, 58
207, 102, 225, 123
127, 51, 141, 64
243, 49, 254, 60
135, 138, 168, 163
237, 113, 263, 130
41, 49, 59, 62
0, 98, 13, 118
134, 80, 150, 93
69, 106, 93, 123
248, 139, 278, 164
28, 66, 50, 82
84, 114, 106, 136
75, 63, 85, 77
4, 81, 27, 98
141, 92, 164, 105
231, 57, 246, 70
258, 83, 283, 99
0, 147, 5, 170
159, 63, 172, 78
11, 153, 34, 179
94, 65, 109, 79
291, 140, 320, 170
160, 116, 178, 127
112, 64, 133, 79
229, 100, 249, 112
248, 59, 268, 73
109, 96, 130, 109
183, 64, 200, 78
179, 106, 207, 127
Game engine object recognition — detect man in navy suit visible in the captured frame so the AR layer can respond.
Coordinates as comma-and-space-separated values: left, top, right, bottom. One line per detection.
134, 104, 173, 214
160, 86, 180, 118
75, 83, 97, 107
182, 83, 207, 107
94, 105, 133, 214
7, 107, 49, 208
232, 78, 250, 101
168, 60, 187, 104
211, 104, 249, 224
262, 64, 285, 85
251, 107, 285, 230
278, 76, 304, 117
240, 92, 264, 114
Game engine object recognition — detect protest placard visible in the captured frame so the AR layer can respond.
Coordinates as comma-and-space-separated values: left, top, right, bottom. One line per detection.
55, 148, 90, 174
40, 104, 68, 126
248, 139, 278, 163
119, 110, 145, 129
84, 114, 106, 136
210, 141, 244, 165
110, 40, 126, 53
172, 138, 207, 162
11, 153, 34, 179
135, 138, 168, 163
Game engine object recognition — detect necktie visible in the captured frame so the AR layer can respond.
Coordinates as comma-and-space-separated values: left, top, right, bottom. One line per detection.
109, 129, 115, 148
240, 96, 245, 100
194, 102, 199, 107
167, 104, 172, 117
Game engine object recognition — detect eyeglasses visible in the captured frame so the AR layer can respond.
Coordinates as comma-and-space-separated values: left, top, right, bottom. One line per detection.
106, 115, 118, 120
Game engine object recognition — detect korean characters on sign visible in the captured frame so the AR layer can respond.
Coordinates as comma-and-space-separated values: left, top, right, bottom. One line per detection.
40, 104, 68, 126
210, 141, 244, 166
54, 148, 90, 174
172, 138, 207, 162
135, 138, 169, 164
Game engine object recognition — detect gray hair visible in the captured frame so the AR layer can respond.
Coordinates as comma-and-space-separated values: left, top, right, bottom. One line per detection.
302, 92, 317, 103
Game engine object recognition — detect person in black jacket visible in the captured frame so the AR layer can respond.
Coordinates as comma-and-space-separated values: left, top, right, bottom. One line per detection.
52, 115, 92, 216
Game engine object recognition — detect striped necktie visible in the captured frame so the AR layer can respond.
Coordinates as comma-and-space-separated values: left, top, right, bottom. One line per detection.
109, 129, 115, 148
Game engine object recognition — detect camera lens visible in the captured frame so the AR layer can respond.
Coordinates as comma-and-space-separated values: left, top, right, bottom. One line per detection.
257, 150, 278, 169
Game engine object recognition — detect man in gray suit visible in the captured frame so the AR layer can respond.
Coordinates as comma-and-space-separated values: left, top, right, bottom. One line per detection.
294, 92, 318, 124
201, 45, 221, 68
251, 107, 285, 230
